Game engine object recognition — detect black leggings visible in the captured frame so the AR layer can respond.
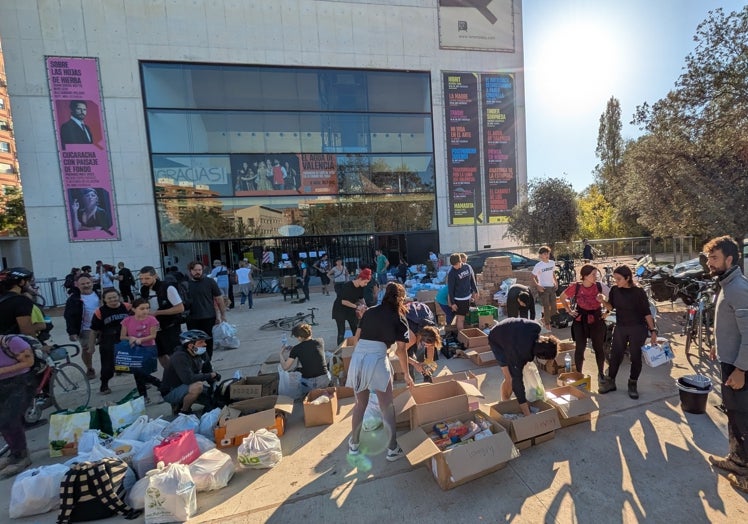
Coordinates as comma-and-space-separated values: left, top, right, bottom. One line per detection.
607, 324, 647, 381
572, 319, 606, 376
335, 310, 359, 345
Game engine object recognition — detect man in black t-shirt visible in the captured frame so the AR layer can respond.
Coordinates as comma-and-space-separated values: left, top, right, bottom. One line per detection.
0, 267, 37, 336
186, 261, 225, 360
116, 262, 135, 303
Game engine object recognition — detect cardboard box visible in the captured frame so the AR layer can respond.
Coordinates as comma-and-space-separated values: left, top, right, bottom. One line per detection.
431, 371, 484, 410
488, 399, 561, 443
394, 380, 484, 429
230, 374, 279, 400
554, 349, 576, 368
339, 337, 356, 375
214, 395, 294, 448
303, 387, 338, 427
398, 409, 519, 490
558, 339, 575, 351
545, 386, 598, 423
556, 372, 591, 392
478, 315, 496, 329
466, 350, 498, 367
458, 328, 489, 348
416, 289, 439, 302
335, 386, 355, 399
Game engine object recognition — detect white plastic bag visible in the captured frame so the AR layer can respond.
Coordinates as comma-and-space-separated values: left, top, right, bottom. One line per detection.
133, 436, 162, 479
362, 392, 382, 432
144, 462, 197, 524
9, 463, 69, 518
523, 361, 545, 402
77, 429, 103, 454
188, 448, 235, 492
198, 408, 221, 439
139, 417, 169, 442
161, 413, 200, 438
125, 475, 149, 511
107, 438, 144, 467
212, 321, 240, 350
236, 429, 282, 469
64, 441, 117, 467
117, 414, 149, 441
278, 364, 303, 399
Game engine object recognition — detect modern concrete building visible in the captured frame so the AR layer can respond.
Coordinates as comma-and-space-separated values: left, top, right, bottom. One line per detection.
0, 0, 526, 279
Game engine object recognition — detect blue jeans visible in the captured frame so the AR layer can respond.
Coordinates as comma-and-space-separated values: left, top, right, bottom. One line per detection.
377, 271, 387, 285
300, 373, 331, 394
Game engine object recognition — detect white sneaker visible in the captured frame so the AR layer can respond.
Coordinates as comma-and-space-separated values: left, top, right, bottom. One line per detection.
386, 446, 404, 462
348, 437, 360, 455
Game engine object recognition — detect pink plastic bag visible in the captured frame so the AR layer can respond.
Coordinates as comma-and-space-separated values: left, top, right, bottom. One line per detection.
153, 429, 200, 466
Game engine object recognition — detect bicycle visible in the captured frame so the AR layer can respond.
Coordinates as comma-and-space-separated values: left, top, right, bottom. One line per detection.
260, 307, 319, 331
253, 273, 280, 294
684, 280, 717, 357
24, 344, 92, 425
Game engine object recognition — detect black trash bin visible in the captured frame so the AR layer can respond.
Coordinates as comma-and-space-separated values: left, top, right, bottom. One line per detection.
676, 374, 712, 414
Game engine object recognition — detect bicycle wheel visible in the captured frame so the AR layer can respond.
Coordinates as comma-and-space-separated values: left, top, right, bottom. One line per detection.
259, 320, 279, 331
701, 308, 715, 351
52, 362, 91, 412
684, 319, 695, 355
279, 317, 303, 331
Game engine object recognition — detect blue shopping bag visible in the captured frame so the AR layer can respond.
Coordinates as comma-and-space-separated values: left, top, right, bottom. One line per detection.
114, 341, 157, 374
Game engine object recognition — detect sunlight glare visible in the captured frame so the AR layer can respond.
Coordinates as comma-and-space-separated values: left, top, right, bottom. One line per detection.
531, 19, 624, 114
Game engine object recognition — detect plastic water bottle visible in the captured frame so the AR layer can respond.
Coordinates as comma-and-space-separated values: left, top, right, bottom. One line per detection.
281, 334, 288, 348
564, 352, 572, 373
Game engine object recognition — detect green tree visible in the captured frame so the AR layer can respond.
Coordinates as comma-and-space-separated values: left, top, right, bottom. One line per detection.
577, 184, 626, 239
594, 96, 624, 200
0, 186, 28, 236
506, 177, 578, 247
622, 7, 748, 238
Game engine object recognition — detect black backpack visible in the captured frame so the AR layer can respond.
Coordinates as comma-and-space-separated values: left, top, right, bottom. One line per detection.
143, 278, 191, 324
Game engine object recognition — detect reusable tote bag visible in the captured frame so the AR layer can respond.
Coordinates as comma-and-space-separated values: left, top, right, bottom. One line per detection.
114, 341, 157, 374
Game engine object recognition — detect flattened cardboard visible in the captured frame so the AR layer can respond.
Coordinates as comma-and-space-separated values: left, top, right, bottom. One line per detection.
545, 386, 598, 419
393, 380, 484, 429
303, 387, 338, 427
398, 408, 519, 490
488, 399, 561, 442
458, 328, 489, 348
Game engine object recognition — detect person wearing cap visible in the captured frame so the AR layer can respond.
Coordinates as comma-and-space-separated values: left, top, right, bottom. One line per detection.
506, 283, 536, 320
159, 329, 218, 414
488, 317, 559, 416
332, 268, 372, 345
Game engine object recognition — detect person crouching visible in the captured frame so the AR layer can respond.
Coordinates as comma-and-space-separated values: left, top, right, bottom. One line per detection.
159, 330, 218, 415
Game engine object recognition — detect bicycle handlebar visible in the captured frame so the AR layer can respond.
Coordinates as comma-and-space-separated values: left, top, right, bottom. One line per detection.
49, 343, 80, 359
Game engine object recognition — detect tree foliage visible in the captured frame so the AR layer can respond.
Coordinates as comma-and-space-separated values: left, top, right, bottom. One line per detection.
594, 96, 624, 200
506, 177, 578, 247
621, 7, 748, 238
577, 184, 626, 239
0, 186, 28, 236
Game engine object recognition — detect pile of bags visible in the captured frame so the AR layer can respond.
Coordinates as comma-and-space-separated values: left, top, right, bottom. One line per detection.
11, 400, 284, 521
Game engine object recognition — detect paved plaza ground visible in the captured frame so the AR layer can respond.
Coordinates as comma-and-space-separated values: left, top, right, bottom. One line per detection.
1, 285, 747, 523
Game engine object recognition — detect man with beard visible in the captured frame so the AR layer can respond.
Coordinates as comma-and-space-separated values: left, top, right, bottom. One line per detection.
704, 236, 748, 494
186, 261, 225, 360
139, 266, 184, 369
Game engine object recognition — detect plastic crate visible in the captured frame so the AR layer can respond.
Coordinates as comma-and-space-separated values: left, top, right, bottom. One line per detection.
466, 305, 498, 324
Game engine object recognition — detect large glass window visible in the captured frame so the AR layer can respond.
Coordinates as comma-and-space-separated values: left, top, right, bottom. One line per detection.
142, 63, 435, 243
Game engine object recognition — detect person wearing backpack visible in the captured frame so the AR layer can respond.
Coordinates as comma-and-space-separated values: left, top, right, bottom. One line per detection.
0, 267, 38, 337
139, 265, 184, 369
559, 264, 610, 391
0, 334, 35, 478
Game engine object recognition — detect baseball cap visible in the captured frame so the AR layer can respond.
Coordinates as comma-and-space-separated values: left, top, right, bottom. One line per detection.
358, 268, 372, 281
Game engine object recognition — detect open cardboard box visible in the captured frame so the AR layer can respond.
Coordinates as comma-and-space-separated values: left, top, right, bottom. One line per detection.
398, 408, 519, 490
458, 328, 489, 348
214, 395, 294, 448
466, 349, 498, 367
487, 399, 561, 442
230, 373, 279, 400
545, 386, 598, 427
303, 387, 338, 427
394, 380, 483, 429
338, 337, 356, 375
431, 370, 484, 410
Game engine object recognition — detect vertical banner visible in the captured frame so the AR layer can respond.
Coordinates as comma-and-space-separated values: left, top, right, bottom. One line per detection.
46, 57, 119, 241
443, 72, 483, 225
482, 73, 517, 223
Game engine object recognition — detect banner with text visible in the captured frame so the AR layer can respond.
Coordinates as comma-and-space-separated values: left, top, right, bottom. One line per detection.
231, 153, 338, 196
482, 73, 516, 223
444, 72, 483, 225
438, 0, 515, 52
47, 57, 119, 241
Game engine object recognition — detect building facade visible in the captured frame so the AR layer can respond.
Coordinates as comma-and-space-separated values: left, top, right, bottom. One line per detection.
0, 0, 526, 278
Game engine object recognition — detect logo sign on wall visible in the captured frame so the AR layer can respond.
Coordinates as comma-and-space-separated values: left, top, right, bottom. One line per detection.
443, 71, 517, 225
46, 57, 119, 241
438, 0, 515, 52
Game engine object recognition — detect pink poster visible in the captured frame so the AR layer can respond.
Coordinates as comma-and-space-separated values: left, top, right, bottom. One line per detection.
46, 57, 119, 241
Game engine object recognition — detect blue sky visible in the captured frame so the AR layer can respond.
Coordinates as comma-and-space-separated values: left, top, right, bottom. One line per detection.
522, 0, 746, 191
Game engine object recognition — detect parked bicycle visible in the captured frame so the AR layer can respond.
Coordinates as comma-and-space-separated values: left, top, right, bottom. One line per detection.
260, 307, 319, 331
24, 344, 92, 425
683, 280, 717, 357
